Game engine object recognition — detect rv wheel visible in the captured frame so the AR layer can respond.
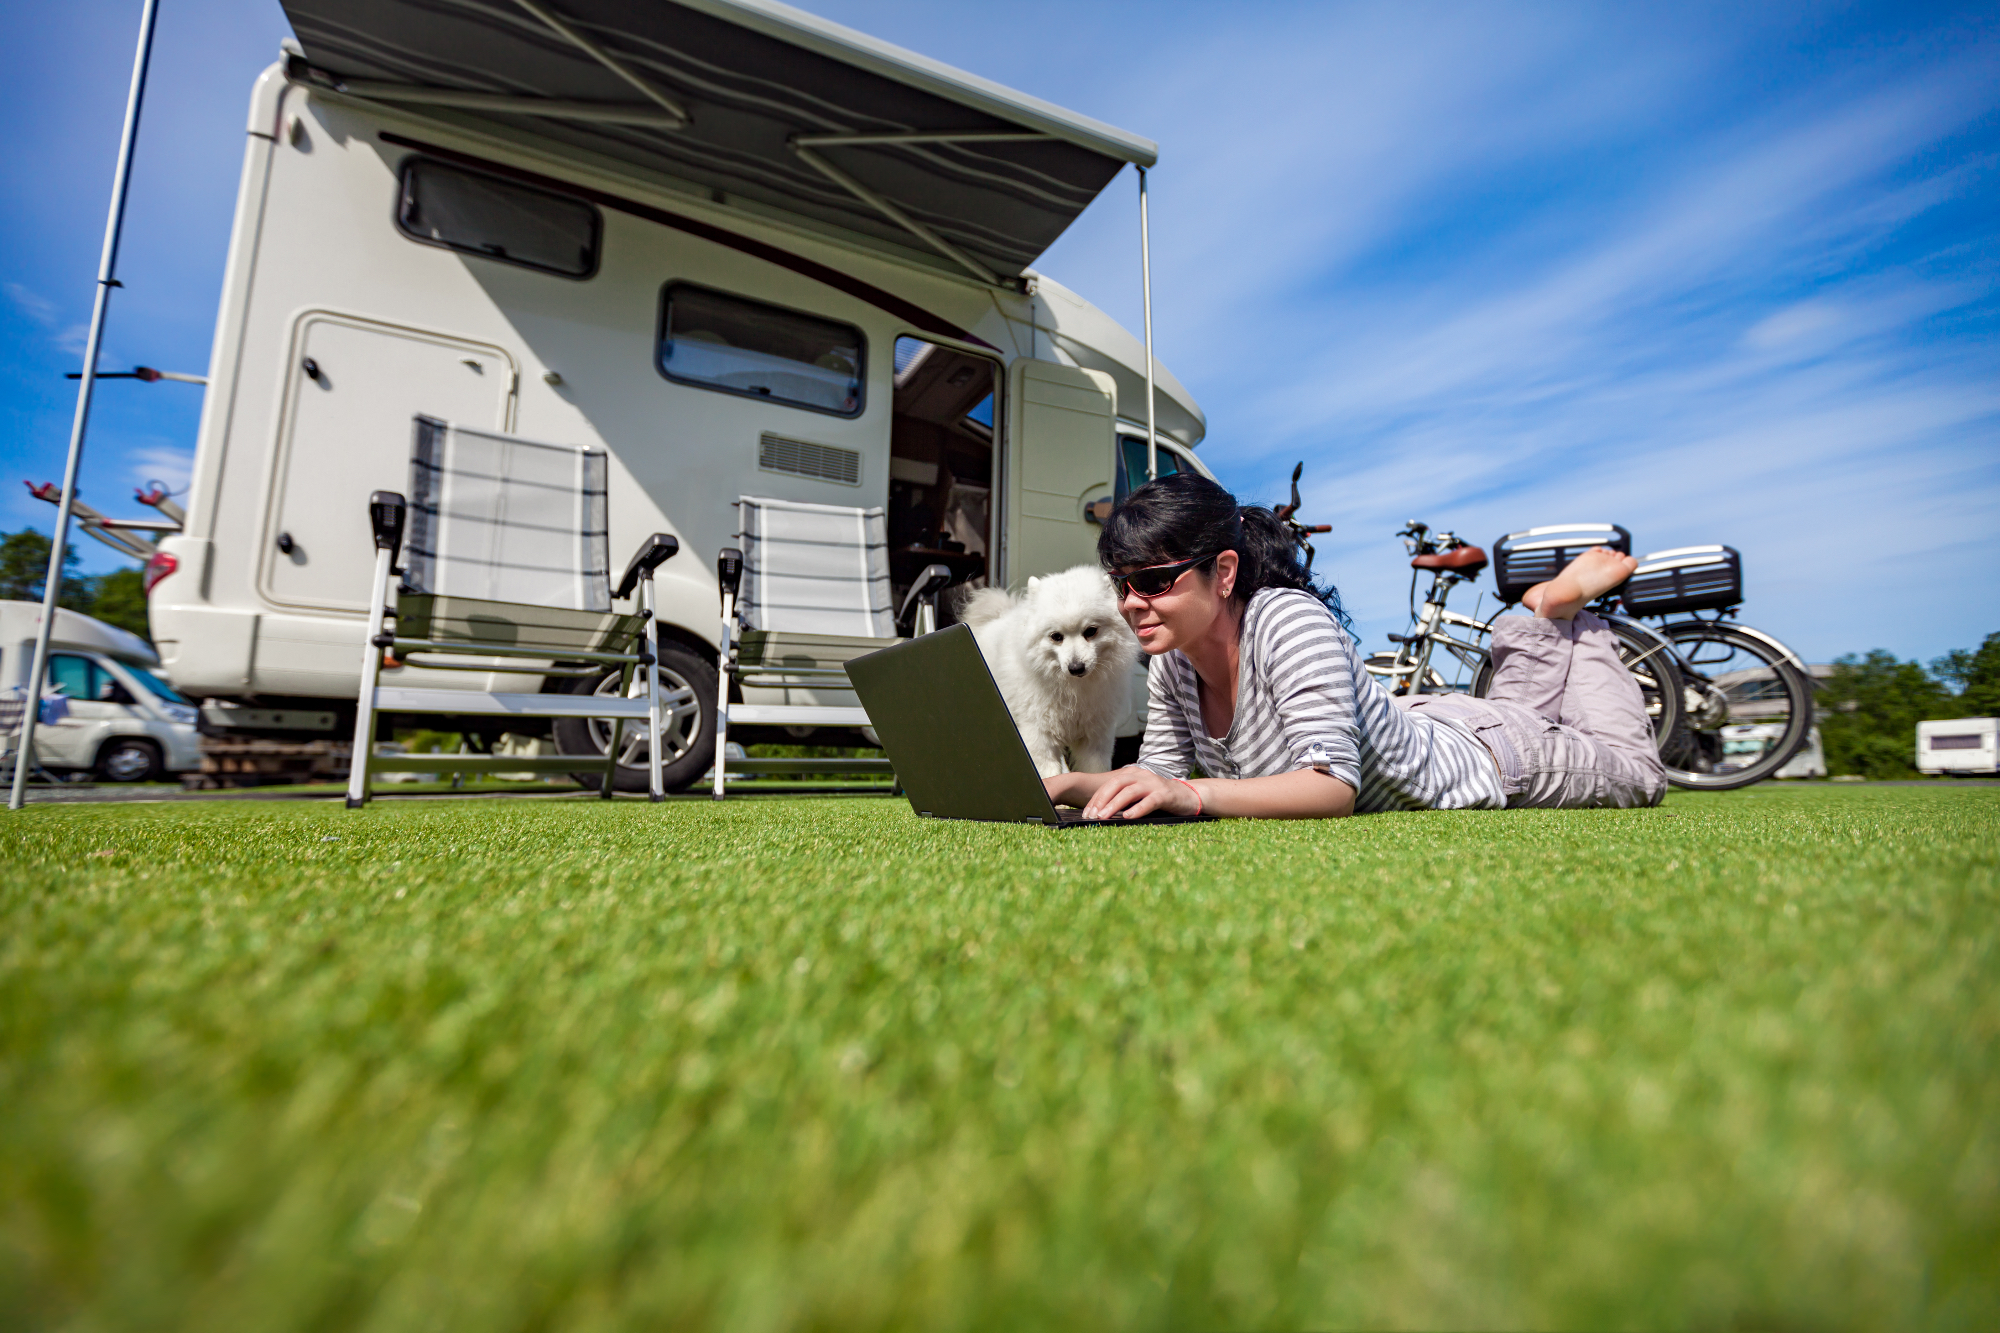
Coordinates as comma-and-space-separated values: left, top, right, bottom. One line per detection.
554, 642, 717, 794
96, 737, 164, 783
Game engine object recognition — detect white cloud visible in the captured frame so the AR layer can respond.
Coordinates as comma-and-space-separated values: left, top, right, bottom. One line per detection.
4, 281, 60, 328
125, 441, 193, 496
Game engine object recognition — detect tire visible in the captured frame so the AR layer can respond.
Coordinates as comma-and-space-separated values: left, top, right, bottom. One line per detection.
1363, 650, 1452, 695
1471, 618, 1684, 748
95, 737, 164, 783
1653, 620, 1814, 791
552, 641, 717, 794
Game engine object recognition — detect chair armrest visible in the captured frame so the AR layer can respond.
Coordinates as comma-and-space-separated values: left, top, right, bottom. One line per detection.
615, 533, 679, 601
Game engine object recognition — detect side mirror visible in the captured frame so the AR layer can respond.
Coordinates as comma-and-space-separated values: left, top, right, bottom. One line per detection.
615, 532, 680, 601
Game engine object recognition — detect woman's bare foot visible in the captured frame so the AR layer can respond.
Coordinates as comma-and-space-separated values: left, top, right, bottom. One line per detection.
1522, 547, 1639, 621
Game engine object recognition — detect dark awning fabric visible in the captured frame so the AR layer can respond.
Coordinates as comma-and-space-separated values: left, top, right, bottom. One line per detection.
280, 0, 1157, 279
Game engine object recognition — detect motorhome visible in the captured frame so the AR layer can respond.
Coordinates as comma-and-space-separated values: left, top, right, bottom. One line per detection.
1719, 722, 1825, 780
1916, 718, 1999, 776
2, 601, 202, 781
147, 0, 1209, 791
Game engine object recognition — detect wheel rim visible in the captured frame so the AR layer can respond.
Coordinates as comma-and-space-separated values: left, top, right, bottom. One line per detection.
102, 744, 153, 781
584, 665, 703, 769
1612, 634, 1676, 739
1658, 624, 1811, 789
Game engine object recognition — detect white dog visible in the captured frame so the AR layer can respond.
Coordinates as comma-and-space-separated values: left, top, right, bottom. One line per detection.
959, 565, 1140, 778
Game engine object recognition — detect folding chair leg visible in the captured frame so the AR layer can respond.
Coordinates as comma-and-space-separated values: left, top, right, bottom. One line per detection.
644, 577, 665, 801
713, 589, 735, 800
345, 545, 396, 809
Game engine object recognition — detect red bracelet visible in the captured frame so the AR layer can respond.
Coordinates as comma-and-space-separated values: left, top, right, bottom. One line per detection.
1173, 777, 1203, 816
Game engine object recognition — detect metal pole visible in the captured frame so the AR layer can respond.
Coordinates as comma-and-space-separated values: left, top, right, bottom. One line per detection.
11, 0, 160, 812
1139, 165, 1158, 481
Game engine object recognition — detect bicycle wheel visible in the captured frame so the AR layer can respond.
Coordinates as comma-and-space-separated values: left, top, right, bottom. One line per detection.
1471, 617, 1683, 747
1654, 620, 1814, 791
1364, 650, 1451, 695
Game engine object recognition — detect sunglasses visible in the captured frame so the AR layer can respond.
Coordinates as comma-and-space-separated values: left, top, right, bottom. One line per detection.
1112, 552, 1219, 599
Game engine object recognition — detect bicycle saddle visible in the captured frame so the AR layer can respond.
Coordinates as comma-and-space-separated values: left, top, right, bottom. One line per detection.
1411, 545, 1488, 573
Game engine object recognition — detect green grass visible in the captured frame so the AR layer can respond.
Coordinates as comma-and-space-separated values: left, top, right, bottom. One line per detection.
2, 786, 1995, 1330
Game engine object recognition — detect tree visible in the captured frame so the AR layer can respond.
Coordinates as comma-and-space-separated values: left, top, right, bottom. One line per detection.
0, 528, 151, 642
1817, 650, 1950, 780
87, 566, 150, 640
1932, 632, 2000, 718
0, 529, 89, 609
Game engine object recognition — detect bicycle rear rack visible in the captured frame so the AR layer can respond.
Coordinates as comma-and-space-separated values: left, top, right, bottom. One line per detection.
1621, 545, 1742, 616
1491, 524, 1631, 604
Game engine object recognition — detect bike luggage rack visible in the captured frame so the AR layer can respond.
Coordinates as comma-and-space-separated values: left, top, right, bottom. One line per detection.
1491, 524, 1631, 605
1620, 545, 1742, 617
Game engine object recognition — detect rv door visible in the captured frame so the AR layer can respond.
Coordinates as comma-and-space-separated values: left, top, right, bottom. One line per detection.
263, 314, 516, 611
1005, 361, 1117, 582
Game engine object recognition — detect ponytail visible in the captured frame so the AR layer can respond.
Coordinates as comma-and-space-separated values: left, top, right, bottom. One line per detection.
1098, 471, 1352, 630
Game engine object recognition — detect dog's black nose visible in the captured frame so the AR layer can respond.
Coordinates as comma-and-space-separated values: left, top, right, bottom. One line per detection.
1067, 662, 1088, 676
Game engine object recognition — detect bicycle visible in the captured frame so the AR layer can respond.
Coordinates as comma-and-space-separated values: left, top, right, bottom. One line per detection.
1270, 474, 1807, 788
1614, 545, 1816, 790
1358, 519, 1811, 791
1272, 462, 1332, 570
1361, 521, 1686, 747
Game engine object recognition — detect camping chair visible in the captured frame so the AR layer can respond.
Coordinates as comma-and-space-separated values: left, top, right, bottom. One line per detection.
709, 496, 959, 797
346, 418, 681, 807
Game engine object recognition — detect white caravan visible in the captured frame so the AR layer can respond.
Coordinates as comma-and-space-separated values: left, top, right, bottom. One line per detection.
1719, 722, 1825, 779
147, 0, 1209, 790
2, 601, 202, 781
1916, 718, 1999, 776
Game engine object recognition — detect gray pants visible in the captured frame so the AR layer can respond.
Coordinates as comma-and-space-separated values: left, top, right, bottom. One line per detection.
1403, 612, 1666, 809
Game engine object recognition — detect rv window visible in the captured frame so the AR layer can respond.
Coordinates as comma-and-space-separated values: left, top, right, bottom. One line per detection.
396, 158, 600, 278
1119, 434, 1181, 494
658, 284, 864, 416
47, 654, 115, 702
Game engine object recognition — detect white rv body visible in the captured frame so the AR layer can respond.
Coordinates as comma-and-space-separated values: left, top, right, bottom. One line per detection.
1719, 722, 1825, 779
150, 41, 1206, 749
2, 602, 202, 780
1917, 718, 1999, 775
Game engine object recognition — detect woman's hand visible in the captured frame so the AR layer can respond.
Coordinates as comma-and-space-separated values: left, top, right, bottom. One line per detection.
1044, 766, 1356, 820
1043, 765, 1196, 819
1078, 766, 1200, 820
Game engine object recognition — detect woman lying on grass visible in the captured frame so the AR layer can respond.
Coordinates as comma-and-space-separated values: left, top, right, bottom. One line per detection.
1045, 473, 1666, 820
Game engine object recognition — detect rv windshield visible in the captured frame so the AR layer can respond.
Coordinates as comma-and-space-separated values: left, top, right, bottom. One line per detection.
659, 285, 864, 416
124, 664, 190, 706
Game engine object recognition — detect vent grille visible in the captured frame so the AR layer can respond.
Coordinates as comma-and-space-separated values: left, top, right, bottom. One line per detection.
759, 433, 860, 485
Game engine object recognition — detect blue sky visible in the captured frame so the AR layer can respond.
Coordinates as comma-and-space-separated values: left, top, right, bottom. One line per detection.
2, 0, 1995, 665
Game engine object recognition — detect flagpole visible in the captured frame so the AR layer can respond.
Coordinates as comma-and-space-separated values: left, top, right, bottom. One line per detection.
10, 0, 161, 811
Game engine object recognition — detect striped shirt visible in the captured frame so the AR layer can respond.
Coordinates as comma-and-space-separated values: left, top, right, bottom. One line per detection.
1135, 588, 1505, 813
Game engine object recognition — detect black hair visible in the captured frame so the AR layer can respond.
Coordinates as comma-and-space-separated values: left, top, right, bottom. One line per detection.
1098, 471, 1352, 630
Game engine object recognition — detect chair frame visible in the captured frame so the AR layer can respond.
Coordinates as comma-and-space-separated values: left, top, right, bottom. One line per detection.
346, 490, 678, 807
709, 547, 893, 798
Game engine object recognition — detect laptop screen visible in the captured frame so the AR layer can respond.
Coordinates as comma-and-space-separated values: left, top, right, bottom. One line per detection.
843, 626, 1061, 823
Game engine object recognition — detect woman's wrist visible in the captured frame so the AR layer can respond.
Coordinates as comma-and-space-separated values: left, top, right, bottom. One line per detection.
1173, 777, 1204, 815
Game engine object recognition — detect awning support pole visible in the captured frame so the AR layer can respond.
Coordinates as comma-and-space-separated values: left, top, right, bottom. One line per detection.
790, 141, 1003, 286
793, 131, 1054, 148
11, 0, 159, 813
327, 81, 686, 128
509, 0, 690, 127
1139, 165, 1158, 480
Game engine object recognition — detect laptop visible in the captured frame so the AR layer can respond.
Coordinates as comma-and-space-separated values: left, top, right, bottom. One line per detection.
844, 624, 1215, 827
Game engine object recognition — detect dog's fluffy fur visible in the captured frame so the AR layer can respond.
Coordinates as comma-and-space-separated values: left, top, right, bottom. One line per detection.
959, 565, 1140, 778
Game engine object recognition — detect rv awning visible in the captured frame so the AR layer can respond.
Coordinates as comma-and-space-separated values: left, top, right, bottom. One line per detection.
279, 0, 1157, 284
